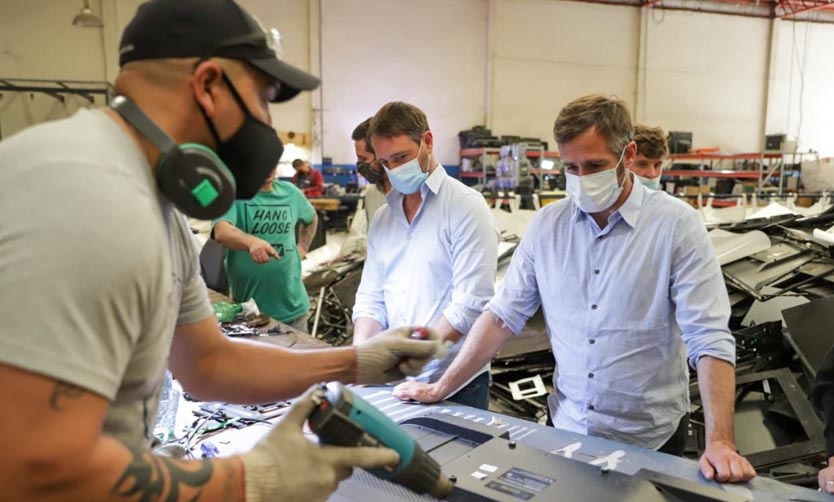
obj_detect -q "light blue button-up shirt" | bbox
[487,178,735,449]
[353,165,499,386]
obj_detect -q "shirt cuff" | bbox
[485,303,525,336]
[351,307,387,329]
[443,291,489,334]
[687,336,736,369]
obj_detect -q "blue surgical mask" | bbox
[384,142,429,195]
[636,173,662,190]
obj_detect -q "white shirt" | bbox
[353,165,500,385]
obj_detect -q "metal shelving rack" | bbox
[665,151,785,194]
[459,147,562,184]
[0,78,114,139]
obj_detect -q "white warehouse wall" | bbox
[317,0,488,165]
[640,10,771,153]
[489,0,640,150]
[767,19,834,157]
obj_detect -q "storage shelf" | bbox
[459,168,561,179]
[530,168,561,176]
[673,198,740,208]
[460,148,560,158]
[665,169,762,179]
[711,199,742,207]
[669,152,783,161]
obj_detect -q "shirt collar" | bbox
[424,163,447,195]
[617,173,645,228]
[571,172,645,228]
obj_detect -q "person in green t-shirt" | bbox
[212,168,318,331]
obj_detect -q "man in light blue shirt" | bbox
[394,95,756,483]
[352,101,499,409]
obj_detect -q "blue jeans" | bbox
[446,371,490,410]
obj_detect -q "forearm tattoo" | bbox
[112,446,213,502]
[49,380,85,411]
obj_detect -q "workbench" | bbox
[187,291,826,500]
[207,289,329,350]
[180,383,828,502]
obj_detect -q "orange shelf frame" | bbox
[664,170,762,179]
[460,148,561,158]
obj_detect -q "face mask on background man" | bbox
[357,161,385,184]
[636,173,662,191]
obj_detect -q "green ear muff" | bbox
[109,96,236,220]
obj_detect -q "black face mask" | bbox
[357,161,385,184]
[200,73,284,200]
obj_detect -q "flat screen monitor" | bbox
[667,131,693,154]
[782,295,834,377]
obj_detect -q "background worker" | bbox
[291,158,325,197]
[213,167,317,332]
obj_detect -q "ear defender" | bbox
[109,96,236,220]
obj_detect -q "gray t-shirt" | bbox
[0,108,213,450]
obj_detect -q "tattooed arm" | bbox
[0,363,244,502]
[297,211,318,258]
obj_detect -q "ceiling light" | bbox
[72,0,103,28]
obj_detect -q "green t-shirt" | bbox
[213,181,315,322]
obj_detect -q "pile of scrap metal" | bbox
[712,198,834,324]
[686,302,832,486]
[683,200,834,486]
[303,252,364,346]
[488,310,552,424]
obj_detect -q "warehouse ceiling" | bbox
[564,0,834,22]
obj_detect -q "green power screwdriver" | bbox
[307,382,454,499]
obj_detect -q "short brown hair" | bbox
[368,101,429,145]
[633,124,668,159]
[352,117,374,154]
[553,95,633,156]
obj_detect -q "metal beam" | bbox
[568,0,834,21]
[0,78,111,103]
[776,0,834,18]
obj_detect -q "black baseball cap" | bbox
[118,0,320,102]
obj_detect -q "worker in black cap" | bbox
[0,1,440,500]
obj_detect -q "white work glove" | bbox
[240,386,400,502]
[354,326,441,384]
